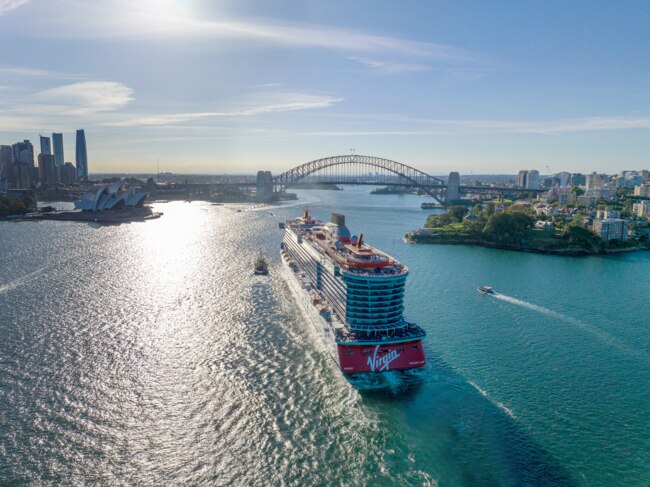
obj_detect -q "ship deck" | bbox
[286,219,408,277]
[335,324,426,345]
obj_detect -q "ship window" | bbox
[344,350,354,356]
[412,345,419,350]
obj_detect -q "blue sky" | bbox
[0,0,649,174]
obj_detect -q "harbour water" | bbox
[1,187,649,485]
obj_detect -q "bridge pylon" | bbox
[446,172,460,204]
[256,171,274,202]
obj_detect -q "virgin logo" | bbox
[367,345,400,372]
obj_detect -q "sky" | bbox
[0,0,649,175]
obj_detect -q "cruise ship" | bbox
[280,211,426,374]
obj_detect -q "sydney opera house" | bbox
[74,180,147,212]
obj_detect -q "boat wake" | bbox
[493,293,649,364]
[469,380,516,419]
[0,267,48,295]
[493,294,567,321]
[347,368,425,395]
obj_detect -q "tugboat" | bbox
[254,255,269,275]
[478,285,495,295]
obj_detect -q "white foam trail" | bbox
[469,380,516,419]
[0,267,48,295]
[494,294,568,321]
[493,293,649,364]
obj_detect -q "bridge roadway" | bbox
[256,154,544,205]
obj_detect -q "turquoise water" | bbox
[1,187,648,485]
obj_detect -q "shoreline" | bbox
[405,233,649,256]
[3,208,162,223]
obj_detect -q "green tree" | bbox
[22,195,35,211]
[447,205,469,222]
[483,212,534,244]
[565,225,599,251]
[0,196,27,217]
[572,186,585,196]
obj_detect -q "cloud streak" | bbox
[13,1,479,62]
[0,64,86,80]
[348,57,431,75]
[35,81,134,114]
[104,93,343,127]
[0,0,29,16]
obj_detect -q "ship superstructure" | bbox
[280,210,426,373]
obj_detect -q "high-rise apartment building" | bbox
[517,169,539,189]
[527,170,540,189]
[0,145,14,184]
[11,140,34,187]
[52,133,64,166]
[59,162,77,184]
[517,170,528,188]
[633,184,650,197]
[632,201,650,217]
[557,171,572,187]
[75,129,88,180]
[12,140,34,167]
[38,154,57,184]
[586,172,603,190]
[40,135,52,155]
[592,219,627,241]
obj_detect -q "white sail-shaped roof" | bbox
[75,180,148,212]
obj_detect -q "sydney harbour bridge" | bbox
[256,154,543,205]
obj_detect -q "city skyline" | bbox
[1,0,649,174]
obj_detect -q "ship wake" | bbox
[493,293,649,364]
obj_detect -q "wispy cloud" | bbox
[13,1,479,62]
[0,80,135,130]
[293,112,650,136]
[104,92,343,127]
[0,0,29,16]
[0,64,86,80]
[34,81,134,114]
[349,57,431,75]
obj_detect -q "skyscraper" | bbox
[586,172,603,190]
[527,170,540,189]
[0,145,14,185]
[12,140,34,166]
[9,141,34,188]
[75,129,88,180]
[52,133,64,166]
[38,154,57,184]
[40,135,52,155]
[517,170,528,188]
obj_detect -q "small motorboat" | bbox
[478,285,495,295]
[254,255,269,276]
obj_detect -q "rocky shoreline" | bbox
[405,232,649,256]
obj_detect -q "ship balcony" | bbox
[346,304,404,314]
[335,323,427,343]
[342,282,406,290]
[341,265,408,277]
[346,308,403,318]
[346,288,404,298]
[345,296,404,306]
[346,315,403,326]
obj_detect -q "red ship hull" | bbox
[337,340,426,373]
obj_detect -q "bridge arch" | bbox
[272,155,447,203]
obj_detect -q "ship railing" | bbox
[335,324,426,343]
